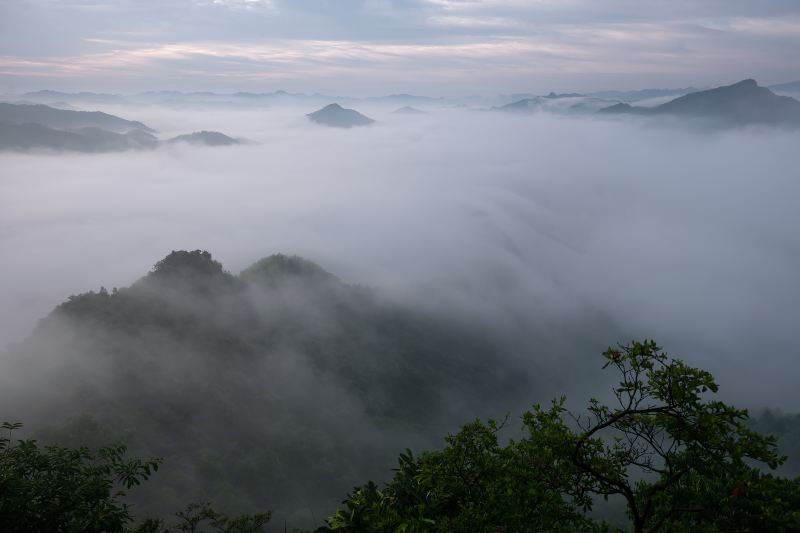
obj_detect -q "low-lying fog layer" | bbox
[1,105,799,408]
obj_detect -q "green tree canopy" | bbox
[0,422,160,532]
[0,423,271,533]
[325,341,799,532]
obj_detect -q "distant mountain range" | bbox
[22,90,126,104]
[8,80,800,110]
[586,87,701,102]
[0,103,242,152]
[492,78,800,127]
[769,80,800,93]
[495,95,615,114]
[4,78,800,148]
[11,90,444,109]
[307,103,375,128]
[598,79,800,126]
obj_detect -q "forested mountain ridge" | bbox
[4,251,799,530]
[0,250,528,527]
[5,340,800,532]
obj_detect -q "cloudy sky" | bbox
[1,0,799,95]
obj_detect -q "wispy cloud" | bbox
[1,0,798,92]
[727,15,800,36]
[205,0,275,10]
[426,15,526,29]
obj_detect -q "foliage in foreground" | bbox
[0,423,270,533]
[3,340,800,532]
[0,422,160,532]
[324,341,800,532]
[133,502,271,533]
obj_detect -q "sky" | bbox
[1,0,799,95]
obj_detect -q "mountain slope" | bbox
[0,250,528,527]
[0,103,240,152]
[653,79,800,122]
[0,102,154,133]
[0,121,158,152]
[599,79,800,126]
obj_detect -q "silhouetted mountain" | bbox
[168,130,241,146]
[392,106,427,115]
[0,121,158,152]
[598,79,800,126]
[307,103,374,128]
[0,102,154,133]
[653,79,799,120]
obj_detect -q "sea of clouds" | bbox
[1,103,798,408]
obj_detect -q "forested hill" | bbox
[2,251,800,531]
[0,250,530,527]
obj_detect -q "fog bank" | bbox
[1,105,799,407]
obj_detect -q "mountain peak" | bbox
[150,250,226,278]
[599,78,800,126]
[240,254,337,285]
[307,103,374,128]
[733,78,758,88]
[168,130,240,146]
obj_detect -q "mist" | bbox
[3,0,800,528]
[2,104,799,409]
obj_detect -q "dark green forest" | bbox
[1,251,799,531]
[0,250,535,527]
